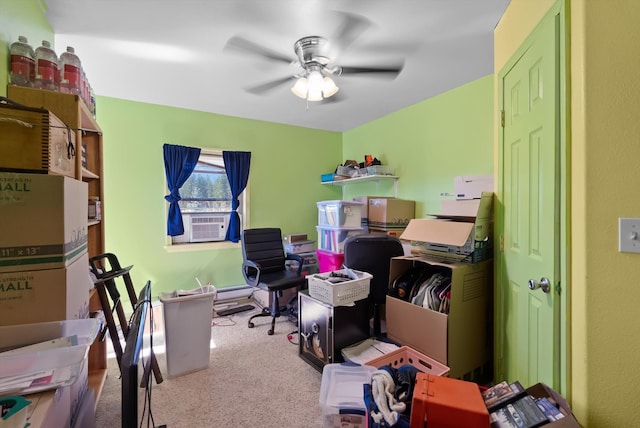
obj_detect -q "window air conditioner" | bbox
[189,214,229,242]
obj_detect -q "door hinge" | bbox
[500,110,505,127]
[499,234,504,252]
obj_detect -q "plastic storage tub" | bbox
[317,200,364,228]
[307,268,372,306]
[316,226,364,253]
[366,165,395,176]
[0,318,100,396]
[319,363,377,428]
[160,285,216,378]
[364,346,450,377]
[316,249,345,273]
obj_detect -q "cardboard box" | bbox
[368,226,406,237]
[352,196,390,225]
[284,240,315,254]
[368,198,415,229]
[0,172,87,272]
[410,373,490,428]
[0,102,76,178]
[525,383,582,427]
[25,386,71,428]
[0,252,91,326]
[385,256,492,379]
[401,192,493,263]
[454,175,493,200]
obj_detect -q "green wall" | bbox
[343,75,494,214]
[97,97,341,295]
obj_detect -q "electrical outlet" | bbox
[619,218,640,253]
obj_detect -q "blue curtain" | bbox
[163,143,201,236]
[223,151,251,242]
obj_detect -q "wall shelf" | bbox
[321,174,399,198]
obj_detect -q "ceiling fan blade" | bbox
[224,36,293,64]
[244,76,294,95]
[339,63,405,79]
[330,11,371,52]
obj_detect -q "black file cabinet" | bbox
[298,290,370,372]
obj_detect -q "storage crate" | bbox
[364,346,450,377]
[321,173,335,182]
[317,200,363,228]
[316,249,345,273]
[410,373,490,428]
[319,363,377,428]
[307,268,372,306]
[284,240,315,254]
[316,225,364,253]
[0,318,100,396]
[0,99,76,178]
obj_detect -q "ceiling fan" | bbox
[224,12,405,102]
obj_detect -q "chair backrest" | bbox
[343,233,405,303]
[241,228,287,274]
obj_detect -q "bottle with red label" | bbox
[9,36,35,87]
[60,46,83,96]
[34,40,59,91]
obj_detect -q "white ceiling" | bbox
[43,0,509,132]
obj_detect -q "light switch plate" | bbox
[619,218,640,253]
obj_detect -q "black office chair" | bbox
[343,233,405,337]
[241,228,308,335]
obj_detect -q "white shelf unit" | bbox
[321,175,399,198]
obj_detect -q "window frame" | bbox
[164,148,250,251]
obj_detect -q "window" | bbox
[169,150,248,245]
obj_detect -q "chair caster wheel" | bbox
[248,322,255,328]
[268,329,274,335]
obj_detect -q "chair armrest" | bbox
[242,259,261,287]
[286,253,304,276]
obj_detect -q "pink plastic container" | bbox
[316,249,344,273]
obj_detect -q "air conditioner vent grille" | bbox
[189,214,229,242]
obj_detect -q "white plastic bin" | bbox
[319,363,377,428]
[159,285,216,378]
[317,200,364,228]
[0,318,100,396]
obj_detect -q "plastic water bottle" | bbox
[60,46,83,95]
[34,40,59,91]
[9,36,35,87]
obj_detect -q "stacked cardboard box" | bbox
[0,172,91,422]
[385,179,494,379]
[0,102,76,178]
[400,192,493,264]
[385,257,492,379]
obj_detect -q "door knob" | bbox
[528,277,551,293]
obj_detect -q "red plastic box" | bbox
[410,373,490,428]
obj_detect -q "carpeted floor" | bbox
[94,305,324,428]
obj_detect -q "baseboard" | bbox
[214,285,254,308]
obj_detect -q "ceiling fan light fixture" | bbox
[291,77,308,99]
[306,70,324,101]
[322,76,339,98]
